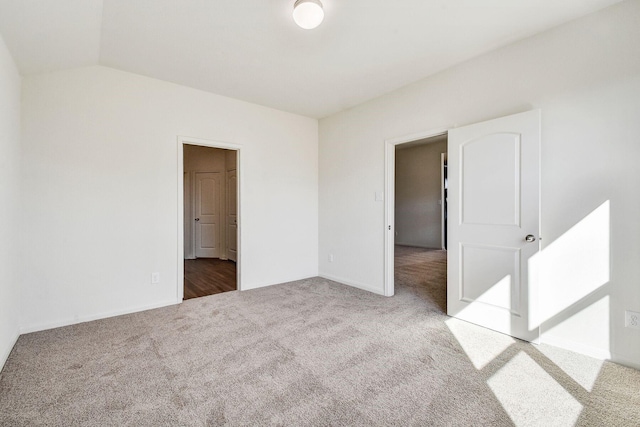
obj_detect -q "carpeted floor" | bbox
[1,247,639,426]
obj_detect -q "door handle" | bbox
[195,218,200,222]
[525,234,536,242]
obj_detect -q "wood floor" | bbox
[184,258,237,300]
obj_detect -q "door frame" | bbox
[441,152,447,250]
[384,128,449,297]
[177,136,242,301]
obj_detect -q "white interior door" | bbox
[195,172,221,258]
[447,110,540,342]
[226,169,237,262]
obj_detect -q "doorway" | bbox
[392,133,448,312]
[177,137,241,301]
[384,110,541,343]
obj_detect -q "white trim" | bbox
[384,128,449,297]
[179,135,242,151]
[177,136,242,302]
[609,354,640,371]
[386,129,449,146]
[242,274,319,291]
[384,141,395,297]
[540,334,612,362]
[19,300,179,335]
[319,274,385,296]
[0,331,19,373]
[441,152,447,250]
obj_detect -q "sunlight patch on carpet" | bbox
[537,344,604,392]
[487,351,582,427]
[445,317,514,369]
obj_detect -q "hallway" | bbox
[394,245,447,313]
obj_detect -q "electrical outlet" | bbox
[626,310,640,330]
[328,254,334,263]
[151,272,160,284]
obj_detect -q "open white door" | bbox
[447,110,540,342]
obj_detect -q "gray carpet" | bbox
[1,248,639,426]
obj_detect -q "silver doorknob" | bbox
[525,234,536,242]
[195,218,200,222]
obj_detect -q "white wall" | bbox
[0,34,21,370]
[395,139,447,248]
[319,0,640,367]
[21,65,318,332]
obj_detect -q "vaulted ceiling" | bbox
[0,0,624,118]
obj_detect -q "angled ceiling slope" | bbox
[0,0,625,118]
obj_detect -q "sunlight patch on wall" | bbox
[445,317,514,369]
[537,344,604,392]
[529,201,610,328]
[488,351,583,427]
[542,296,611,360]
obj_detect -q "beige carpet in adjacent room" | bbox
[0,247,638,426]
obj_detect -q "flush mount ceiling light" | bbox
[293,0,324,30]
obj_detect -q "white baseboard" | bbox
[608,354,640,371]
[0,330,19,373]
[542,335,640,370]
[541,334,612,361]
[319,273,385,296]
[241,274,319,291]
[19,299,180,335]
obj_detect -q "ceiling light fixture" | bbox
[293,0,324,30]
